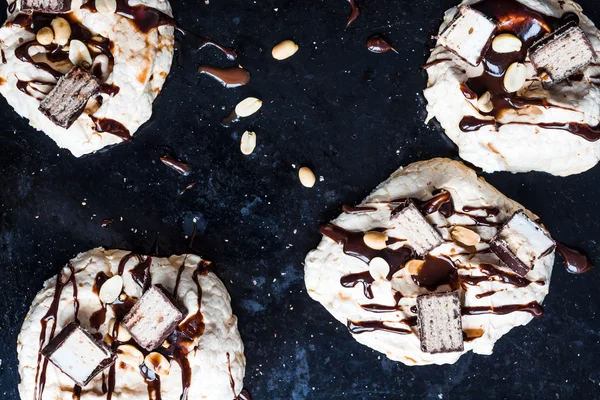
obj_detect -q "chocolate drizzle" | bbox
[360,292,405,313]
[456,1,598,140]
[83,0,237,61]
[412,255,458,291]
[345,0,360,28]
[556,242,594,274]
[1,49,7,64]
[347,320,411,335]
[16,79,53,99]
[130,256,153,290]
[100,83,120,97]
[160,156,191,176]
[139,364,162,400]
[198,65,250,88]
[90,116,132,142]
[460,263,535,288]
[462,301,543,317]
[34,264,78,400]
[421,58,451,69]
[366,34,397,54]
[340,271,375,299]
[342,204,378,214]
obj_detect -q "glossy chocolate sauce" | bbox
[160,156,191,176]
[342,204,378,214]
[412,255,458,291]
[366,34,397,54]
[8,1,15,13]
[16,79,53,99]
[556,242,595,274]
[462,301,543,317]
[83,0,237,61]
[198,65,250,88]
[139,365,162,400]
[221,109,240,127]
[179,181,197,195]
[100,83,120,97]
[460,263,536,288]
[347,320,411,335]
[475,290,497,299]
[462,205,500,217]
[130,256,153,290]
[14,14,113,82]
[341,271,375,299]
[421,58,451,69]
[346,0,360,28]
[90,116,132,142]
[34,264,78,400]
[1,49,7,64]
[457,1,597,140]
[392,190,454,218]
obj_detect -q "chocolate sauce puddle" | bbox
[412,255,458,291]
[160,156,191,176]
[90,116,132,142]
[198,65,250,88]
[366,34,397,54]
[556,242,594,274]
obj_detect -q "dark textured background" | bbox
[1,0,600,398]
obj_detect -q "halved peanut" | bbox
[298,167,316,188]
[96,0,117,15]
[235,97,262,118]
[240,131,257,155]
[51,17,71,46]
[144,352,170,376]
[117,344,144,366]
[107,318,132,342]
[405,259,424,275]
[477,91,493,113]
[69,40,92,68]
[36,27,54,46]
[363,231,388,250]
[98,275,123,304]
[451,226,481,246]
[272,40,299,60]
[369,257,390,281]
[503,62,527,93]
[492,34,522,53]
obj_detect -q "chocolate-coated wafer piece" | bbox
[417,291,464,354]
[391,199,444,256]
[39,67,100,129]
[41,322,116,386]
[529,22,596,85]
[438,5,497,66]
[122,285,184,351]
[18,0,72,13]
[490,211,555,277]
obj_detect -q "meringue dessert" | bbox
[18,248,246,400]
[423,0,600,176]
[304,158,557,365]
[0,0,175,156]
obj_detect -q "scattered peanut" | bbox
[69,39,93,68]
[405,259,425,275]
[298,167,316,188]
[363,231,388,250]
[492,34,522,53]
[477,91,493,113]
[117,344,144,366]
[503,62,527,93]
[51,17,71,46]
[107,318,132,342]
[272,40,299,60]
[240,131,257,155]
[96,0,117,15]
[144,352,170,376]
[234,97,262,118]
[451,226,481,246]
[36,27,54,45]
[369,257,390,281]
[98,275,123,304]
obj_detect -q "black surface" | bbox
[1,0,600,399]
